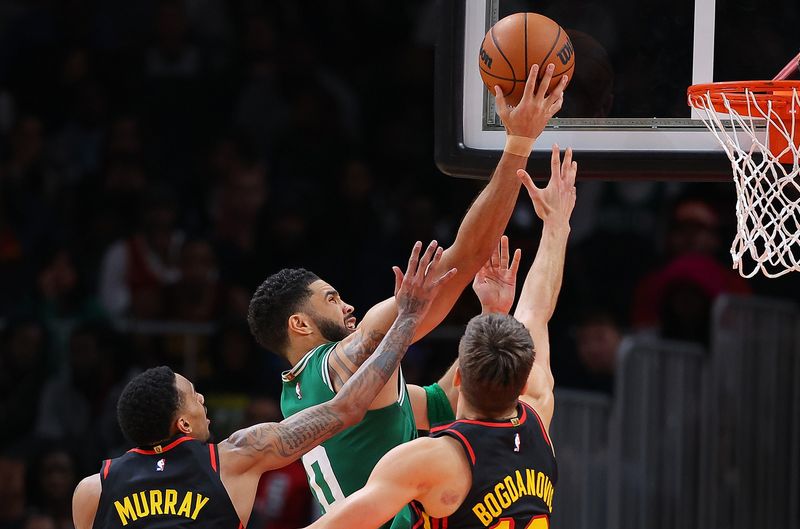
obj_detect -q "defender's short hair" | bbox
[117,366,181,446]
[458,314,535,415]
[248,268,320,356]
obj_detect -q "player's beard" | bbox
[310,312,353,343]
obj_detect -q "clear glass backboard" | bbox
[435,0,799,179]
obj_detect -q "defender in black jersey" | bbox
[304,147,576,529]
[72,240,457,529]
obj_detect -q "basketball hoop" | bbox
[687,80,800,278]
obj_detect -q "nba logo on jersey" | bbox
[514,433,521,452]
[296,382,302,399]
[156,458,165,472]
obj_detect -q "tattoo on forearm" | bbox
[337,317,418,401]
[227,315,420,466]
[228,406,344,459]
[336,329,386,376]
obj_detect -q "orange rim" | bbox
[687,80,800,116]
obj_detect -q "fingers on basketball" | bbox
[521,64,540,101]
[536,64,556,100]
[479,14,574,106]
[494,86,510,115]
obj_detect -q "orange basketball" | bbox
[479,13,575,106]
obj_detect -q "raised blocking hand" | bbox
[517,145,577,228]
[392,241,457,320]
[472,235,522,315]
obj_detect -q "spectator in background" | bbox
[201,322,282,436]
[21,513,57,529]
[24,248,104,328]
[35,323,116,463]
[0,115,56,315]
[210,155,268,292]
[632,193,751,344]
[145,0,203,80]
[245,397,313,529]
[26,446,76,529]
[0,320,49,451]
[98,186,183,318]
[328,159,397,311]
[165,237,220,322]
[92,155,149,238]
[142,0,211,175]
[2,115,50,192]
[574,310,622,394]
[49,72,108,189]
[232,12,287,157]
[0,457,26,529]
[105,116,143,161]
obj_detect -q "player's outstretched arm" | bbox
[514,146,576,430]
[302,437,465,529]
[329,67,569,389]
[219,241,456,474]
[409,236,522,429]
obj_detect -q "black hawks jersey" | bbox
[93,436,243,529]
[410,402,557,529]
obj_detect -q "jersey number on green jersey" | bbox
[302,446,346,511]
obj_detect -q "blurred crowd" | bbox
[0,2,797,529]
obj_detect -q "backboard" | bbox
[435,0,799,179]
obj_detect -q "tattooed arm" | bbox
[217,241,456,476]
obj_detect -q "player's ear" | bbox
[176,416,192,435]
[453,366,462,388]
[288,313,313,337]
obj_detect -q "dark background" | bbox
[0,2,798,529]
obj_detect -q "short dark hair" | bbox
[248,268,320,356]
[117,366,181,446]
[458,314,534,416]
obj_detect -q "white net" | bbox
[689,85,800,278]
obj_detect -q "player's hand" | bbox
[472,235,521,314]
[392,241,457,320]
[517,145,577,228]
[495,63,568,139]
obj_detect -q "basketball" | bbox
[479,13,575,106]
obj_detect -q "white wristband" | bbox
[504,135,535,157]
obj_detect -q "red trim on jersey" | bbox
[430,403,529,432]
[128,436,194,455]
[441,515,448,529]
[102,459,111,479]
[521,402,552,447]
[443,429,476,465]
[410,502,426,529]
[209,444,218,473]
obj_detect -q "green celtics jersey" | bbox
[280,342,417,529]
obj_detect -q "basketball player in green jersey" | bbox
[72,240,454,529]
[301,146,577,529]
[247,65,568,528]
